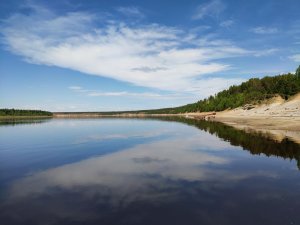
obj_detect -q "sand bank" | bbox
[207,94,300,143]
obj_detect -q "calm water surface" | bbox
[0,118,300,225]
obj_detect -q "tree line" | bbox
[0,109,53,116]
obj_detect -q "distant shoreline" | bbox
[52,112,214,119]
[0,115,53,119]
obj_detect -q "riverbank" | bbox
[212,94,300,128]
[203,94,300,144]
[53,94,300,131]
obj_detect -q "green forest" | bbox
[0,109,53,117]
[140,66,300,114]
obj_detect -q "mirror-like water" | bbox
[0,118,299,225]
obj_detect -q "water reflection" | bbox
[0,118,51,126]
[160,117,300,169]
[0,118,299,225]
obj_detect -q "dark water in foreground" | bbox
[0,118,300,225]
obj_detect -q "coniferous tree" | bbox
[296,65,300,79]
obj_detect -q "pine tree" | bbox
[296,65,300,79]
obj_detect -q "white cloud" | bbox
[192,0,226,20]
[250,26,278,34]
[220,19,234,28]
[2,4,261,97]
[290,54,300,62]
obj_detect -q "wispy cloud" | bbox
[250,26,278,34]
[290,54,300,62]
[192,0,226,20]
[69,86,83,90]
[68,86,195,100]
[253,48,278,57]
[88,91,164,98]
[2,3,275,97]
[116,6,144,18]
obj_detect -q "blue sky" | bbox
[0,0,300,112]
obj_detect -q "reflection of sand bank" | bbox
[213,118,300,144]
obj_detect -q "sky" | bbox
[0,0,300,112]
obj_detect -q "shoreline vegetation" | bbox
[0,109,53,118]
[1,68,300,135]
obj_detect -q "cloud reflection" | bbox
[11,132,229,200]
[8,131,275,206]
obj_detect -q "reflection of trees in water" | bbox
[157,117,300,170]
[0,118,51,127]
